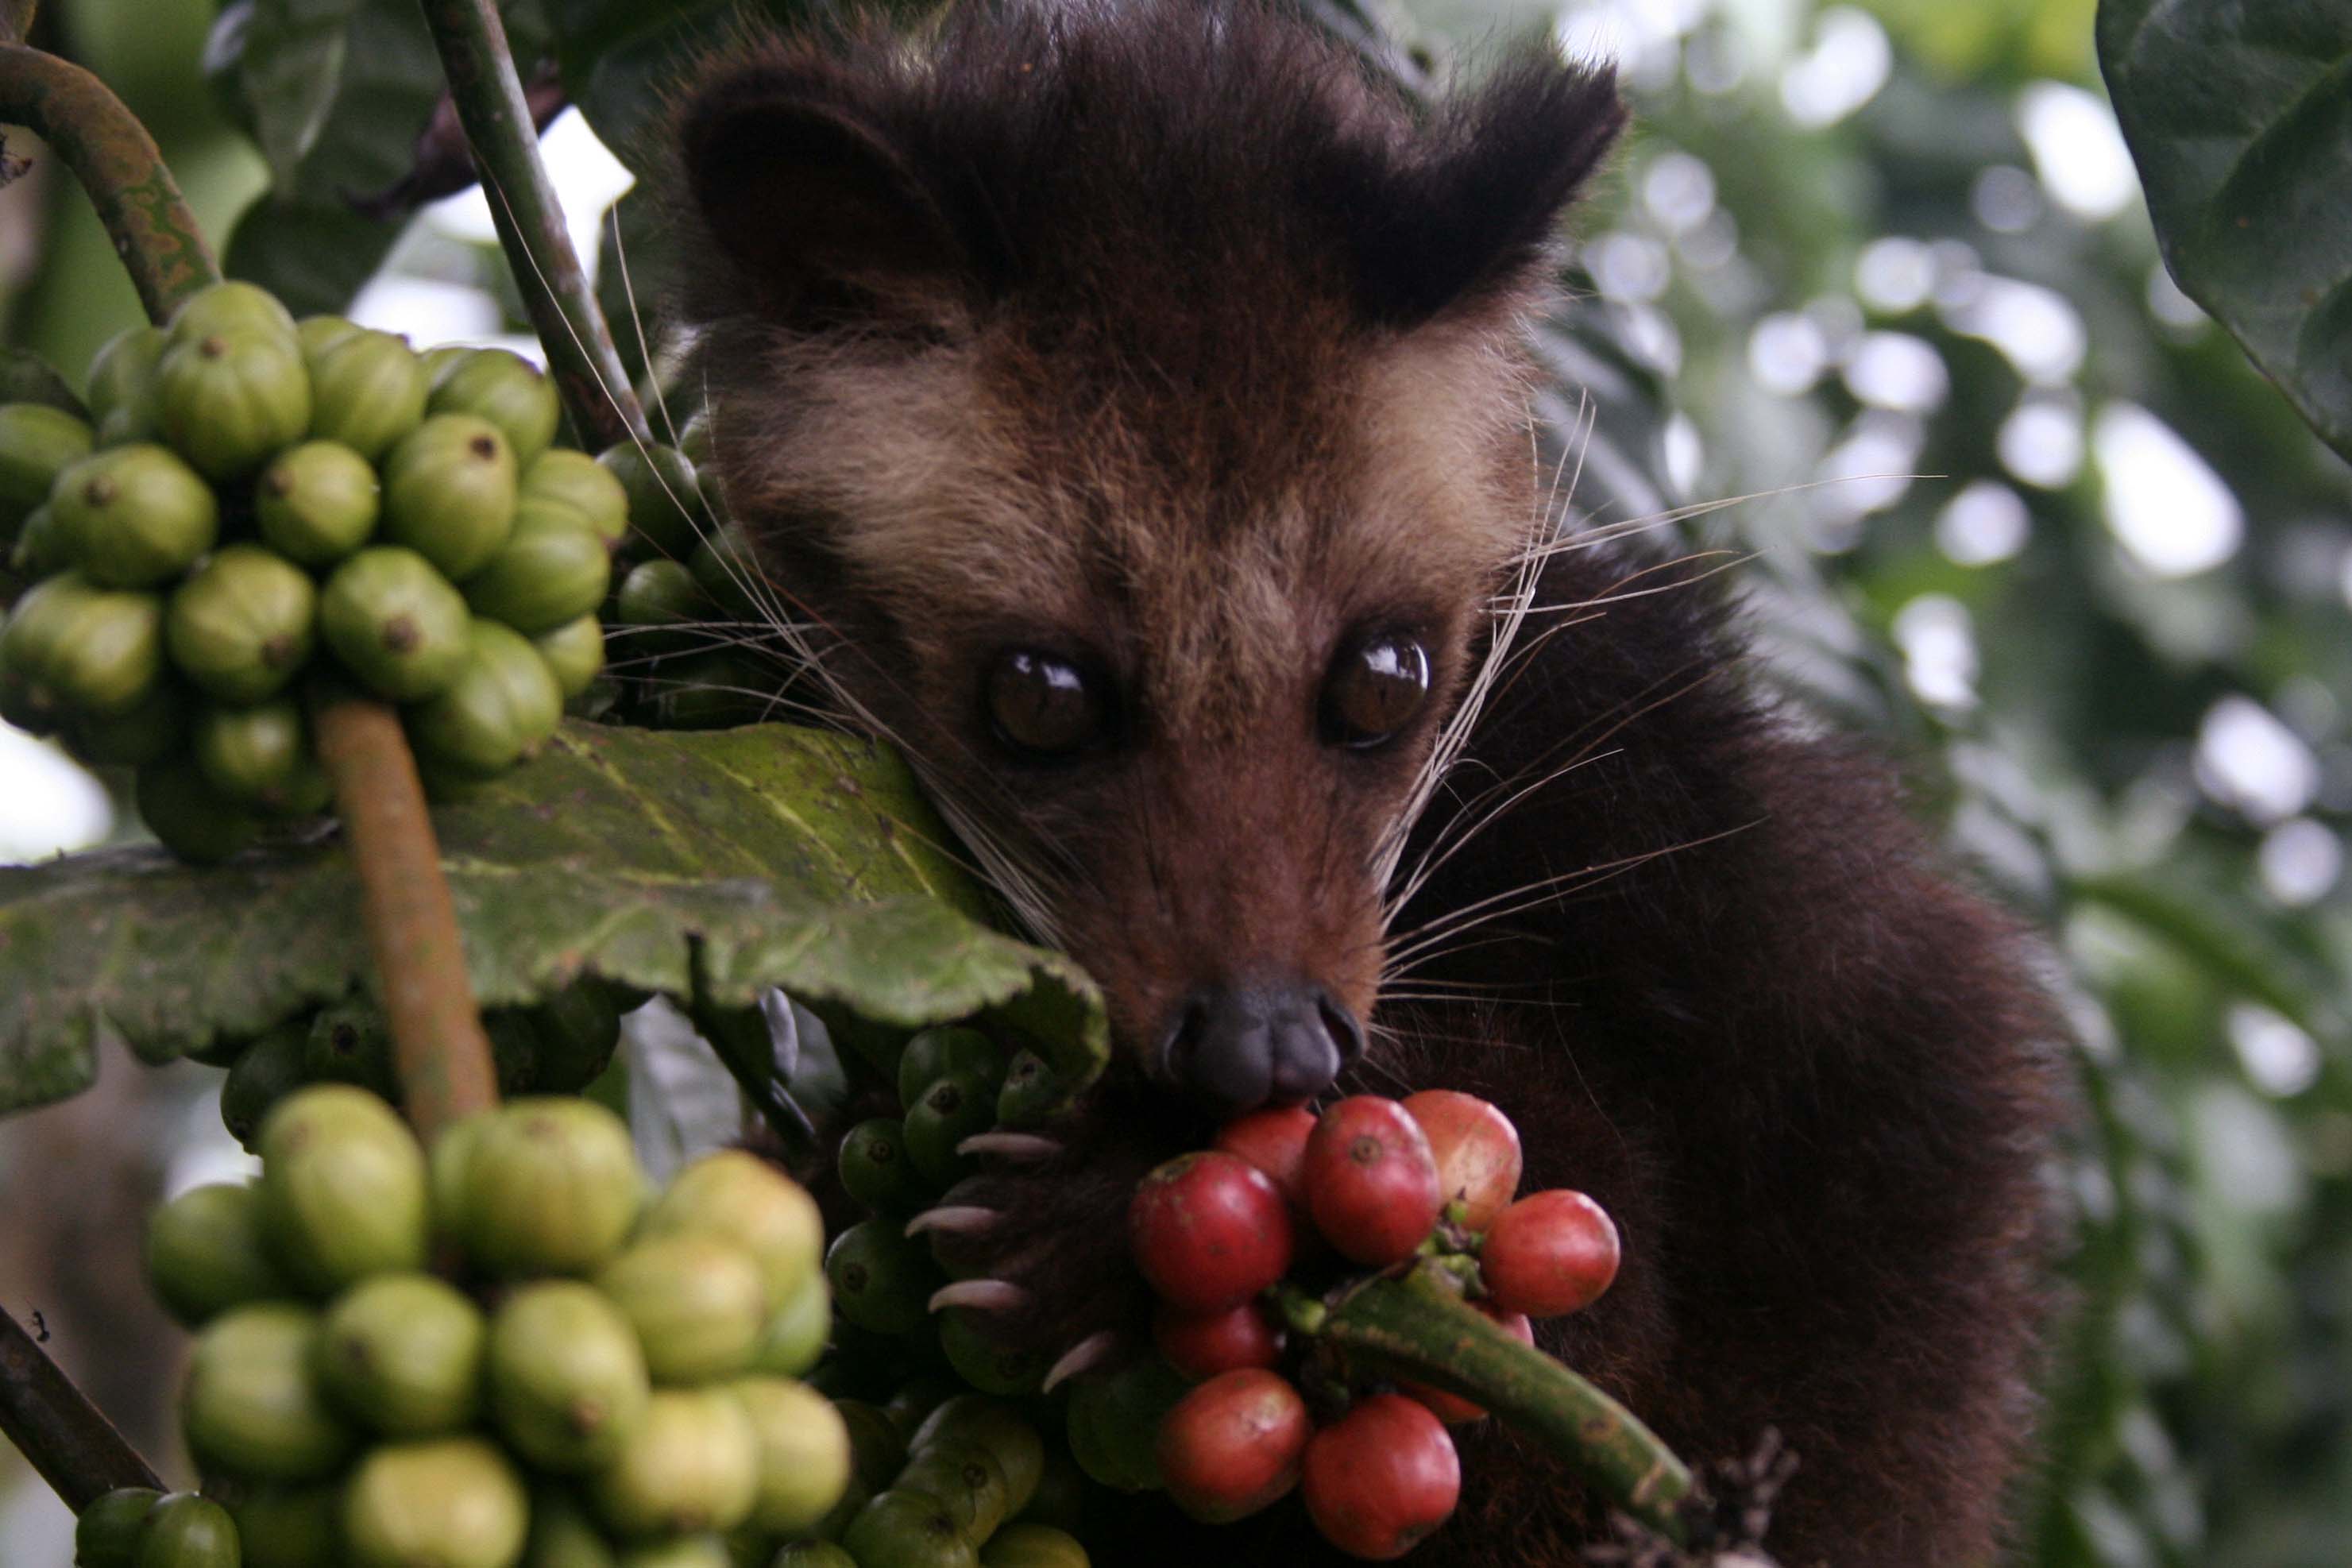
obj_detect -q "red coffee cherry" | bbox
[1302,1097,1442,1267]
[1129,1151,1295,1313]
[1301,1393,1461,1559]
[1212,1104,1319,1209]
[1153,1300,1284,1381]
[1481,1188,1620,1319]
[1157,1367,1311,1524]
[1400,1090,1523,1230]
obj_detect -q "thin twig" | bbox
[413,0,647,450]
[0,1304,160,1513]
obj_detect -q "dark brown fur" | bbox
[667,4,2066,1562]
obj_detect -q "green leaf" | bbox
[2098,0,2352,460]
[219,0,550,315]
[0,721,1106,1115]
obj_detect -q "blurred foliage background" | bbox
[3,0,2350,1563]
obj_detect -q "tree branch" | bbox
[311,689,500,1145]
[0,1304,160,1513]
[0,43,216,321]
[413,0,647,452]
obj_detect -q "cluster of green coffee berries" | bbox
[0,280,627,859]
[821,1024,1069,1401]
[105,1084,845,1568]
[790,1392,1091,1568]
[190,976,631,1150]
[597,422,802,736]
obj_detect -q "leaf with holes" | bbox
[0,721,1106,1115]
[2098,0,2352,461]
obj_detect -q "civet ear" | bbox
[674,70,975,334]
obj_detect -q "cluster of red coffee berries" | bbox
[1125,1091,1622,1559]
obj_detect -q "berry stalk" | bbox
[0,43,218,323]
[411,0,647,453]
[0,1303,161,1511]
[311,685,500,1141]
[1315,1266,1695,1543]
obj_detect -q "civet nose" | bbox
[1157,981,1365,1113]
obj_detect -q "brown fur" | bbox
[667,4,2066,1562]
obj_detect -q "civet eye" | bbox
[1323,632,1430,749]
[986,648,1110,758]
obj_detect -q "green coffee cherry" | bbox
[839,1118,928,1215]
[899,1439,1014,1540]
[319,545,472,701]
[404,618,563,778]
[0,401,93,530]
[342,1437,531,1568]
[380,413,517,579]
[303,996,396,1095]
[192,698,329,814]
[306,327,429,462]
[256,440,380,565]
[485,1009,546,1097]
[486,1280,651,1471]
[688,520,766,621]
[904,1070,995,1190]
[1064,1356,1189,1493]
[4,571,166,719]
[676,409,713,467]
[898,1027,1008,1110]
[10,501,72,577]
[64,678,186,768]
[44,585,166,718]
[144,1180,292,1327]
[316,1273,487,1435]
[646,653,778,730]
[255,1083,431,1292]
[527,980,623,1092]
[461,498,612,635]
[842,1492,977,1568]
[156,330,311,480]
[748,1267,831,1380]
[166,544,317,704]
[531,614,607,701]
[521,448,629,550]
[938,1308,1043,1399]
[296,315,365,357]
[182,1302,355,1480]
[52,445,218,589]
[598,442,708,560]
[429,347,562,467]
[639,1151,825,1311]
[982,1524,1091,1568]
[597,1234,768,1385]
[834,1398,906,1494]
[520,1489,620,1568]
[458,1096,643,1276]
[825,1218,938,1337]
[994,1051,1068,1129]
[73,1485,162,1568]
[730,1377,853,1537]
[219,1018,309,1147]
[168,280,299,347]
[133,1493,241,1568]
[617,1539,728,1568]
[84,325,168,446]
[612,558,709,658]
[588,1387,760,1539]
[912,1397,1047,1518]
[226,1482,341,1568]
